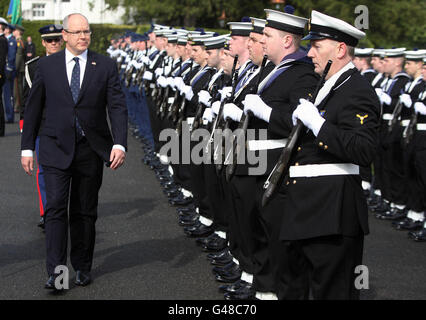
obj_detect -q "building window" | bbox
[32,3,45,17]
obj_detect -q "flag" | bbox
[7,0,22,26]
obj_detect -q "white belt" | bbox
[382,113,392,121]
[289,163,360,178]
[247,138,288,151]
[418,123,426,131]
[400,119,410,127]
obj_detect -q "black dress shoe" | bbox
[408,228,426,241]
[176,205,196,215]
[371,200,390,213]
[196,233,219,246]
[38,217,45,229]
[184,223,214,237]
[169,194,193,206]
[219,280,250,293]
[203,237,227,252]
[215,268,242,283]
[210,254,233,266]
[75,270,92,286]
[376,207,407,220]
[178,213,200,226]
[207,248,231,260]
[224,286,255,300]
[45,275,57,289]
[213,261,240,276]
[392,218,424,231]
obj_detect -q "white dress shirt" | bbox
[22,48,125,157]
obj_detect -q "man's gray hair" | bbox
[62,13,89,30]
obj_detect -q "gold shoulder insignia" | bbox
[356,114,368,125]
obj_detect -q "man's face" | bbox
[248,32,264,65]
[166,43,176,57]
[220,50,235,75]
[206,48,221,68]
[42,37,64,55]
[404,60,421,78]
[260,27,283,64]
[229,35,248,57]
[176,44,185,57]
[138,41,146,51]
[371,56,380,71]
[352,57,363,70]
[62,14,91,55]
[27,36,32,43]
[149,32,155,43]
[13,29,22,39]
[307,39,338,76]
[422,64,426,81]
[382,57,400,75]
[191,45,206,65]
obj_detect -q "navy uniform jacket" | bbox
[21,49,128,169]
[235,58,318,176]
[278,68,380,240]
[0,34,7,86]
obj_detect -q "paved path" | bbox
[0,122,425,300]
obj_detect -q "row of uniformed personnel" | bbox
[108,5,424,299]
[352,47,426,242]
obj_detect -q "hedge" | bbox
[19,20,139,57]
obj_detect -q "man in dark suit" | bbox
[21,13,127,290]
[0,18,8,137]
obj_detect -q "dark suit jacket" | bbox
[21,49,127,169]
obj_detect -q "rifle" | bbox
[402,110,417,146]
[170,60,193,123]
[203,55,237,158]
[261,60,333,207]
[225,55,268,182]
[388,98,403,133]
[213,55,240,173]
[192,73,221,131]
[159,59,181,119]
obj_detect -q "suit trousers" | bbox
[276,234,364,300]
[43,138,103,276]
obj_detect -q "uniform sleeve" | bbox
[315,88,380,167]
[268,69,319,138]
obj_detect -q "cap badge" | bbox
[49,26,54,31]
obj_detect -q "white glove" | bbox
[211,101,221,115]
[292,98,325,136]
[399,93,412,108]
[143,71,153,81]
[164,65,171,75]
[223,103,243,122]
[174,77,184,92]
[143,56,150,65]
[414,102,426,115]
[183,85,194,101]
[243,94,272,123]
[198,90,212,107]
[166,77,174,88]
[219,86,232,102]
[375,88,391,105]
[155,68,163,77]
[157,76,167,88]
[202,108,214,123]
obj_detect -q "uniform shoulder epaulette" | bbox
[25,56,40,65]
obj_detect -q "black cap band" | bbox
[265,20,304,35]
[307,24,358,47]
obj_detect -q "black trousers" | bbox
[276,234,364,300]
[43,138,103,276]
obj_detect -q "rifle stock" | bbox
[261,60,333,207]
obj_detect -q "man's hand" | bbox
[109,149,125,170]
[243,94,272,123]
[292,98,325,136]
[21,156,34,175]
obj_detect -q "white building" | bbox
[22,0,126,24]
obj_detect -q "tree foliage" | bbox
[104,0,425,48]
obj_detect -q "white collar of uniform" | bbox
[238,59,251,77]
[315,61,355,106]
[65,48,88,64]
[407,75,423,93]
